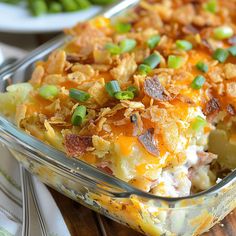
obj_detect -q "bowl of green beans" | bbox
[0,0,115,16]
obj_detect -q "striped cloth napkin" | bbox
[0,43,70,236]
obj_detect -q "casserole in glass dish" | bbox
[1,0,236,235]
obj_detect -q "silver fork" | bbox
[28,170,49,236]
[20,166,49,236]
[20,166,30,236]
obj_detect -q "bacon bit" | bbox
[197,151,217,166]
[227,104,236,116]
[204,98,220,116]
[97,163,113,175]
[98,166,113,175]
[144,76,170,101]
[182,24,199,34]
[65,134,92,157]
[228,36,236,45]
[138,128,159,156]
[66,54,82,63]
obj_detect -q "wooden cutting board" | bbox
[50,188,236,236]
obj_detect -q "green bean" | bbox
[28,0,47,16]
[1,0,116,16]
[48,1,63,13]
[0,0,22,4]
[89,0,115,5]
[74,0,91,9]
[59,0,79,11]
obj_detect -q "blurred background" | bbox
[0,0,115,49]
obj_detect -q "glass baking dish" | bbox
[1,1,236,235]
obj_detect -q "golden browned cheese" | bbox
[15,0,236,196]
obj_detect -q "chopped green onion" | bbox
[105,39,136,55]
[203,0,218,14]
[71,105,86,126]
[127,85,139,96]
[147,35,161,50]
[69,88,90,102]
[143,53,161,69]
[213,26,234,40]
[196,61,209,73]
[228,45,236,56]
[114,22,131,34]
[212,48,229,63]
[168,55,185,69]
[1,0,21,4]
[120,39,137,53]
[191,75,206,90]
[48,2,63,13]
[138,64,152,75]
[74,0,91,9]
[59,0,78,11]
[114,91,134,100]
[105,43,121,55]
[39,85,58,100]
[105,80,121,97]
[191,116,207,132]
[29,0,48,16]
[176,40,193,51]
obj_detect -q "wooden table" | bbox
[50,188,236,236]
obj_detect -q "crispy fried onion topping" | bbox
[65,134,92,157]
[204,97,220,116]
[138,128,159,156]
[97,162,113,175]
[144,76,170,101]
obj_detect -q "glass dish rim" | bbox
[0,0,235,206]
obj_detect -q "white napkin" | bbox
[0,43,71,236]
